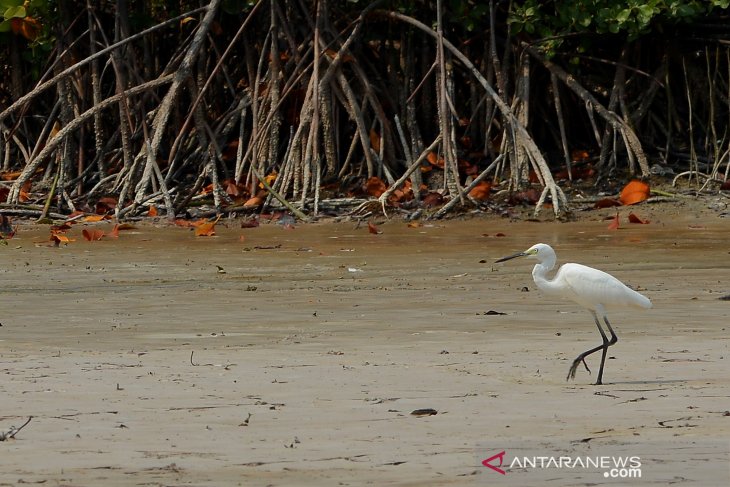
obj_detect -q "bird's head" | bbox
[495,243,554,263]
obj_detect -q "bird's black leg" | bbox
[567,312,610,384]
[595,316,618,385]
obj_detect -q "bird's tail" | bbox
[632,291,652,309]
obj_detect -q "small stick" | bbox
[0,416,32,441]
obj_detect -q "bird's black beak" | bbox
[494,251,527,263]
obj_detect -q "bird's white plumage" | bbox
[544,263,651,312]
[520,243,652,312]
[495,242,652,384]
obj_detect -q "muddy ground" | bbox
[0,199,728,486]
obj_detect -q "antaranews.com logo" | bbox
[476,440,729,485]
[482,450,641,479]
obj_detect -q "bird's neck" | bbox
[532,262,559,294]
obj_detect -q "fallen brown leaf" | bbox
[82,229,105,241]
[368,221,382,235]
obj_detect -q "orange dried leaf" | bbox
[367,221,382,235]
[83,214,107,222]
[369,129,381,153]
[462,160,478,176]
[199,183,214,195]
[607,213,620,230]
[95,197,118,215]
[243,196,264,208]
[264,172,277,186]
[109,224,120,238]
[0,170,24,181]
[364,177,387,198]
[426,151,445,168]
[148,205,158,217]
[571,149,590,162]
[15,17,40,42]
[50,234,73,245]
[628,212,650,224]
[175,219,196,227]
[194,216,221,237]
[49,121,61,138]
[468,181,492,201]
[257,172,277,189]
[82,229,105,241]
[195,222,217,237]
[619,180,650,206]
[225,180,241,197]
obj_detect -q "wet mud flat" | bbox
[0,209,728,486]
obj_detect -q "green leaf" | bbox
[637,4,654,23]
[676,4,695,17]
[0,19,10,32]
[0,0,22,11]
[616,9,631,23]
[3,5,25,19]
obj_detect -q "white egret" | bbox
[495,243,651,385]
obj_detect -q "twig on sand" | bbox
[190,350,235,369]
[0,416,32,441]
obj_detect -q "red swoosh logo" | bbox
[482,451,506,475]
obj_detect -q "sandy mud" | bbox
[0,205,728,485]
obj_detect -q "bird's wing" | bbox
[556,263,647,311]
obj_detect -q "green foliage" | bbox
[0,0,26,33]
[448,0,489,32]
[509,0,730,44]
[0,0,51,45]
